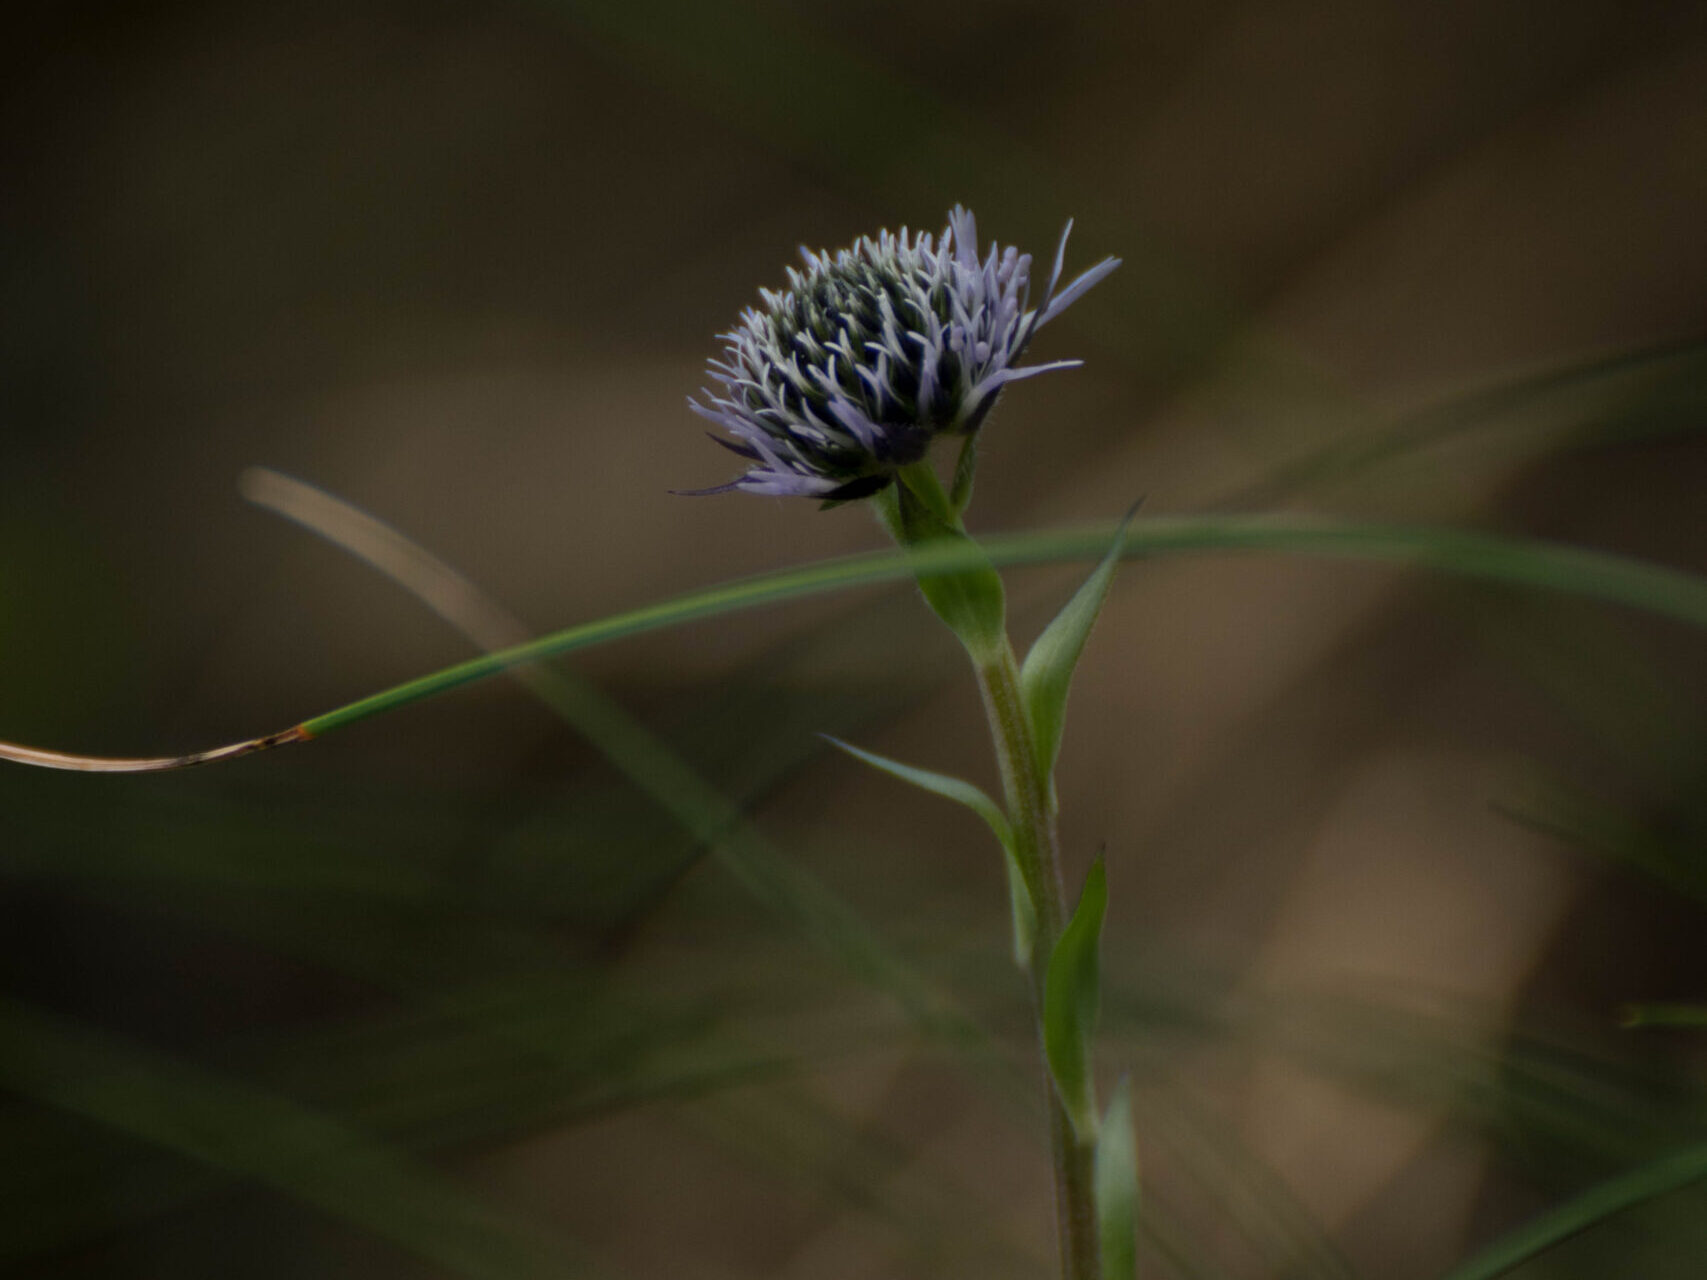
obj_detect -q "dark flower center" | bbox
[760,252,968,448]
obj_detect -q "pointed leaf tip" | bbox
[1020,505,1140,790]
[1044,857,1108,1140]
[821,735,1011,848]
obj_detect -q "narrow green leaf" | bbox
[825,735,1036,967]
[1044,857,1108,1140]
[1440,1140,1707,1280]
[1096,1075,1140,1280]
[823,735,1011,846]
[1020,507,1134,787]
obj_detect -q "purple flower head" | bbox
[687,206,1119,501]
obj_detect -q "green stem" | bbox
[878,464,1101,1280]
[975,642,1101,1280]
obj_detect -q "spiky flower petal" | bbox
[688,206,1119,501]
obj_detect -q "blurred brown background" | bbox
[4,1,1707,1277]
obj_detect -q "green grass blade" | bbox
[7,515,1705,773]
[248,470,995,1049]
[296,515,1707,741]
[1439,1141,1707,1280]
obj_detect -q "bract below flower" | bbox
[687,206,1119,501]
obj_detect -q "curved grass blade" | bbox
[1439,1140,1707,1280]
[239,469,989,1046]
[0,726,310,773]
[6,513,1707,771]
[291,517,1707,737]
[240,467,541,657]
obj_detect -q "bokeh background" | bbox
[5,1,1707,1276]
